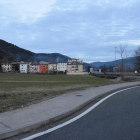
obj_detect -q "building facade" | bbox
[48,63,57,73]
[39,63,48,73]
[67,63,83,74]
[57,63,67,73]
[20,62,30,73]
[1,63,11,72]
[11,62,20,72]
[29,63,39,73]
[68,58,83,63]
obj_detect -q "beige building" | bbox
[48,63,57,73]
[68,58,83,63]
[67,63,83,75]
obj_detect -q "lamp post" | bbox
[115,47,117,75]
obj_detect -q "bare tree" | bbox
[117,44,127,80]
[99,65,107,73]
[134,47,140,71]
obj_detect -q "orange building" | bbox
[39,64,48,73]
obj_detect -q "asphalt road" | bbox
[33,87,140,140]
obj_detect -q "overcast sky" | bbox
[0,0,140,62]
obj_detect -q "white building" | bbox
[20,62,30,73]
[1,63,11,72]
[90,68,93,73]
[57,63,67,73]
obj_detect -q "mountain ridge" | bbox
[0,39,69,62]
[0,39,136,71]
[90,57,136,68]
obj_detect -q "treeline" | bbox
[0,48,16,63]
[98,64,135,73]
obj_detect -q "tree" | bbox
[134,47,140,72]
[117,44,128,79]
[108,65,114,72]
[87,66,91,73]
[99,65,107,73]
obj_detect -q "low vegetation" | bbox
[0,73,122,113]
[107,72,140,76]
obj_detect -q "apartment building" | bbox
[29,63,39,73]
[11,62,20,72]
[48,63,57,73]
[57,63,67,73]
[39,63,48,73]
[20,62,30,73]
[1,63,11,72]
[68,58,83,63]
[67,62,83,74]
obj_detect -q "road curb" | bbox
[1,84,140,139]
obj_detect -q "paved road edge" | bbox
[1,84,140,139]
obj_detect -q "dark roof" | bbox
[1,63,11,65]
[39,63,49,65]
[67,62,83,65]
[11,62,20,64]
[49,62,57,64]
[20,62,31,64]
[68,58,79,60]
[57,62,67,63]
[30,63,39,65]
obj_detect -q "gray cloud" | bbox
[0,0,140,62]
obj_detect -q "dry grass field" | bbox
[0,73,131,113]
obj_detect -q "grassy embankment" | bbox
[0,73,128,113]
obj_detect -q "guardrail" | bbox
[90,73,120,79]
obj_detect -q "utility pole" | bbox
[115,47,117,75]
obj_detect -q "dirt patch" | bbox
[111,77,123,83]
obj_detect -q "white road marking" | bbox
[21,86,139,140]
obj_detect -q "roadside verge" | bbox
[0,81,140,139]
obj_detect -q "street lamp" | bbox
[115,47,117,75]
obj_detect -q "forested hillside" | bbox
[0,48,16,63]
[0,39,69,62]
[0,39,35,61]
[90,57,136,68]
